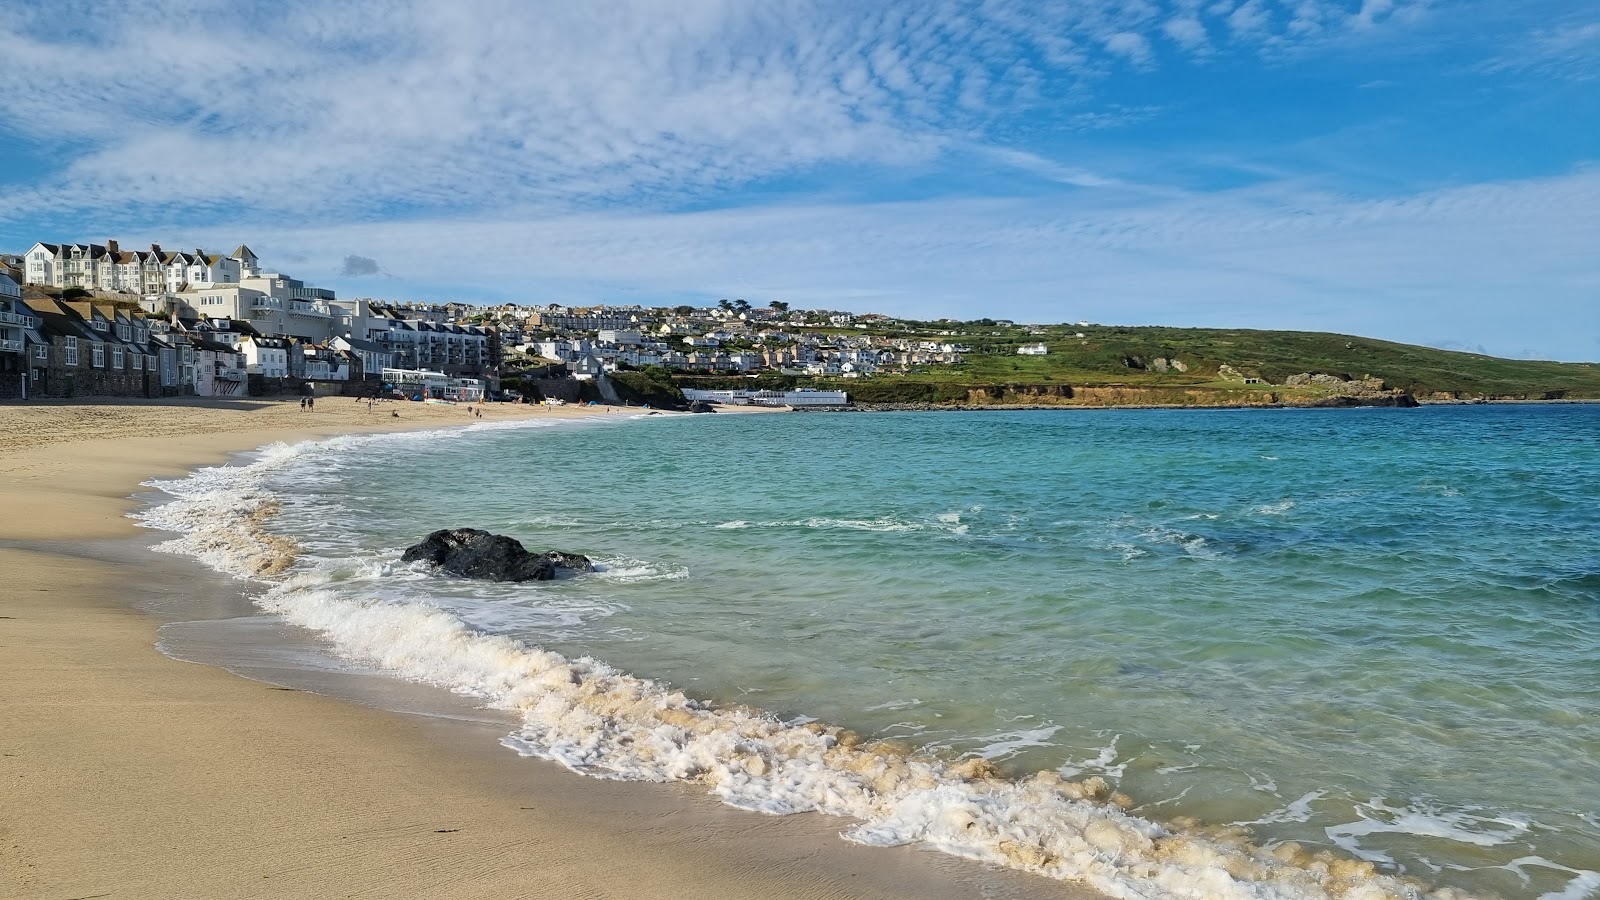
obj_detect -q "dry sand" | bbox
[0,397,1095,900]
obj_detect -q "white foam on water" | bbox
[802,517,921,532]
[135,431,1489,900]
[1058,735,1130,781]
[1242,792,1328,827]
[1326,799,1530,865]
[1255,500,1296,516]
[714,517,924,533]
[1496,858,1600,900]
[962,726,1064,762]
[864,698,923,712]
[1250,773,1281,794]
[590,557,688,583]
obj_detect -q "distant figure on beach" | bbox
[307,396,315,410]
[300,397,306,410]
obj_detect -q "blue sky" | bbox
[1,0,1596,360]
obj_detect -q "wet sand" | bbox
[0,397,1096,900]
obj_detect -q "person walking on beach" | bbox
[300,397,306,410]
[307,395,315,410]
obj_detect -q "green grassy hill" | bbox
[827,323,1600,402]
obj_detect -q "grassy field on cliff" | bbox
[819,322,1600,400]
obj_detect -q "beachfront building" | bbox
[681,387,850,407]
[189,335,247,397]
[0,274,35,399]
[379,369,483,402]
[238,334,292,379]
[16,298,175,399]
[330,335,396,382]
[344,303,495,376]
[148,270,338,342]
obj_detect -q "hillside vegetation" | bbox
[807,323,1600,403]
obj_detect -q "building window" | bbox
[113,346,124,369]
[92,344,105,367]
[65,337,78,366]
[34,344,47,361]
[91,319,108,332]
[132,353,143,371]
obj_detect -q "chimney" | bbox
[151,243,162,255]
[107,239,119,255]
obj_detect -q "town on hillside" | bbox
[0,239,992,407]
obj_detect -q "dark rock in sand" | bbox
[688,400,717,413]
[401,528,592,582]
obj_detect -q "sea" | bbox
[137,404,1600,900]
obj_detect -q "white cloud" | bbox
[149,167,1599,361]
[0,0,1442,225]
[1483,20,1600,81]
[1104,32,1155,65]
[1227,0,1273,39]
[1162,15,1211,50]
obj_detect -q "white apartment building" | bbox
[24,241,262,295]
[239,334,291,378]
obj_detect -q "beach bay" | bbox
[1,399,1058,900]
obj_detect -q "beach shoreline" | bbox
[0,397,1086,900]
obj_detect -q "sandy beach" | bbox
[0,397,1091,900]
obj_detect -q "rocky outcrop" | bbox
[687,400,717,413]
[1284,373,1418,407]
[401,529,593,582]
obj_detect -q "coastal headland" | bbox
[0,397,1085,900]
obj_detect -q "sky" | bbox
[1,0,1596,360]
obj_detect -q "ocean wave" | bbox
[135,433,1482,900]
[591,557,689,583]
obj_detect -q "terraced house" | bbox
[23,241,260,294]
[0,274,36,399]
[19,298,189,399]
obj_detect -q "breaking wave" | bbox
[125,431,1517,900]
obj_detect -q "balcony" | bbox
[0,338,22,354]
[288,301,329,317]
[0,310,36,327]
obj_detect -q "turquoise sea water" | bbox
[153,405,1600,899]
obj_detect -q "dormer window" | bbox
[91,319,108,332]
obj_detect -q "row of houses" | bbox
[8,239,507,400]
[0,273,397,400]
[23,241,269,297]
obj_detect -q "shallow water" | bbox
[141,406,1600,900]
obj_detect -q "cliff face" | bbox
[954,383,1417,408]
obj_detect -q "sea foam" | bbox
[135,431,1489,900]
